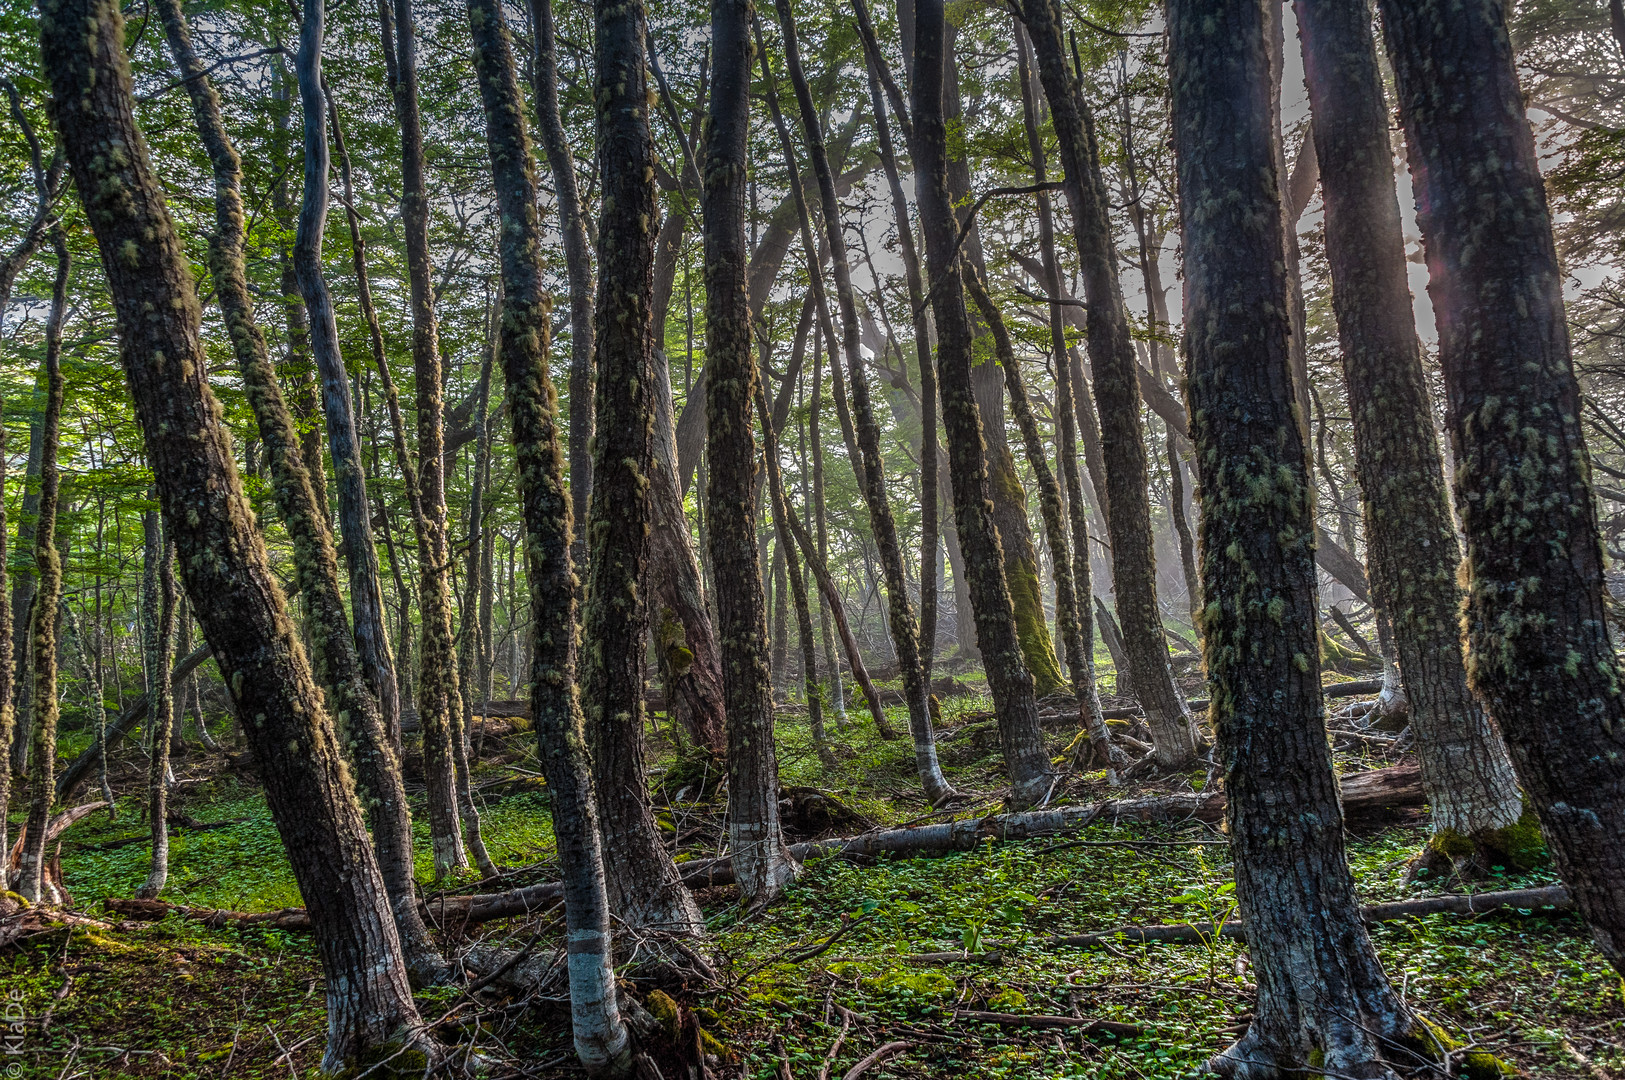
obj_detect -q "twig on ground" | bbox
[842,1040,911,1080]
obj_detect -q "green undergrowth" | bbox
[6,690,1619,1077]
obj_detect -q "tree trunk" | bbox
[134,538,177,900]
[585,0,705,934]
[1014,25,1122,774]
[1296,0,1526,877]
[706,0,802,905]
[325,84,405,753]
[454,323,498,880]
[8,370,43,775]
[808,329,848,725]
[1169,4,1442,1072]
[854,0,941,682]
[765,0,951,803]
[465,2,633,1068]
[16,231,65,904]
[966,268,1123,775]
[757,388,834,767]
[379,0,467,877]
[647,349,728,754]
[526,0,595,565]
[912,0,1054,807]
[1019,0,1197,769]
[156,0,444,980]
[39,2,431,1062]
[1380,0,1625,974]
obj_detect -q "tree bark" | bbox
[526,0,594,564]
[705,0,803,905]
[912,0,1054,806]
[134,538,176,900]
[1014,25,1122,775]
[756,387,834,767]
[966,269,1123,775]
[1169,3,1438,1073]
[764,1,951,803]
[584,0,705,933]
[39,0,431,1062]
[8,371,43,775]
[378,0,467,877]
[1296,0,1526,876]
[465,1,633,1068]
[1380,0,1625,974]
[155,0,443,977]
[16,231,65,904]
[1019,0,1197,769]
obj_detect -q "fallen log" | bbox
[1051,885,1572,949]
[103,765,1426,930]
[104,896,314,932]
[953,1011,1143,1040]
[957,679,1387,730]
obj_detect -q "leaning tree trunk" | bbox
[1296,0,1527,878]
[527,0,594,565]
[584,0,705,934]
[966,268,1123,775]
[289,12,406,813]
[465,1,634,1069]
[754,38,899,748]
[757,385,834,768]
[707,0,801,905]
[1380,0,1625,974]
[135,538,177,900]
[40,2,432,1065]
[1019,0,1197,769]
[912,0,1054,807]
[9,372,43,775]
[765,0,951,803]
[1015,26,1122,774]
[853,0,943,685]
[155,0,444,981]
[1168,2,1457,1074]
[16,230,66,904]
[379,0,467,877]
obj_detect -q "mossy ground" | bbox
[11,672,1621,1078]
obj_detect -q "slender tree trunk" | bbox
[1014,24,1122,774]
[156,0,445,980]
[913,0,1054,806]
[9,373,43,775]
[16,231,65,903]
[327,86,404,751]
[42,3,432,1062]
[808,328,847,725]
[757,388,833,767]
[707,0,802,904]
[585,0,705,933]
[454,323,498,880]
[767,13,942,784]
[854,0,941,683]
[378,0,467,877]
[1019,0,1198,769]
[1169,4,1443,1073]
[1381,0,1625,974]
[465,3,633,1068]
[527,0,595,563]
[135,538,176,900]
[966,268,1123,775]
[1296,0,1526,877]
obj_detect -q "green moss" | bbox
[646,989,681,1041]
[1004,553,1066,698]
[1409,1014,1517,1080]
[862,968,954,997]
[987,988,1027,1010]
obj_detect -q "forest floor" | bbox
[3,664,1620,1079]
